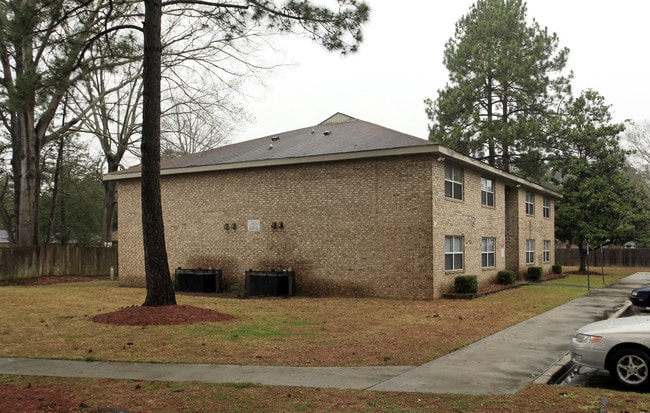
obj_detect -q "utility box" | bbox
[245,270,295,297]
[175,268,222,293]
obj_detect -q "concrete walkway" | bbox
[2,272,648,395]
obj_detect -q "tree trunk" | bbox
[47,135,65,244]
[578,242,587,272]
[501,95,510,173]
[14,111,40,246]
[486,77,496,167]
[141,0,176,306]
[0,176,14,244]
[101,178,117,246]
[101,157,120,246]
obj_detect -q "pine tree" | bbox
[425,0,571,179]
[552,90,650,271]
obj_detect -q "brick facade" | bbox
[116,153,556,299]
[504,188,556,277]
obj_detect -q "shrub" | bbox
[552,265,562,274]
[497,270,517,285]
[527,266,543,281]
[454,275,478,294]
[227,283,245,298]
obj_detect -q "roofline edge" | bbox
[104,144,561,198]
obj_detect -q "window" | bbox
[444,164,463,200]
[481,177,495,207]
[525,191,535,215]
[482,237,496,268]
[445,235,464,270]
[543,197,550,218]
[543,240,551,263]
[526,239,535,265]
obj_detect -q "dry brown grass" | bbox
[1,266,649,412]
[3,375,650,413]
[0,266,643,367]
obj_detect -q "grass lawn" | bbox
[1,266,650,412]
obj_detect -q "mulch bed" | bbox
[443,272,567,300]
[1,275,236,327]
[443,282,522,299]
[92,305,235,326]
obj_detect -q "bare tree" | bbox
[161,90,250,158]
[68,4,279,247]
[0,0,140,246]
[624,120,650,169]
[69,49,144,246]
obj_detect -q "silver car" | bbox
[571,316,650,389]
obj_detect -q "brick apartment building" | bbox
[106,113,560,299]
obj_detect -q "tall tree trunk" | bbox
[11,29,40,247]
[101,178,117,246]
[501,95,510,173]
[47,134,65,244]
[141,0,176,306]
[0,176,14,244]
[486,77,496,167]
[14,111,40,246]
[578,242,587,272]
[100,155,120,246]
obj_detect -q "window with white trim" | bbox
[482,237,496,268]
[526,239,535,264]
[543,240,551,263]
[445,235,464,270]
[525,191,535,215]
[444,164,463,200]
[481,177,495,207]
[543,197,550,218]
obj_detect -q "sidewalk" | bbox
[2,272,648,394]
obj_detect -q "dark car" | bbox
[630,287,650,308]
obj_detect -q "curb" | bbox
[533,300,633,385]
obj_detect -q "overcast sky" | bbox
[233,0,649,143]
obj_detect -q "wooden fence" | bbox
[555,248,650,268]
[0,245,118,282]
[2,246,647,282]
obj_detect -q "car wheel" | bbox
[609,348,650,388]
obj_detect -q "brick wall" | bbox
[117,153,556,299]
[504,188,556,278]
[431,161,507,296]
[118,155,436,299]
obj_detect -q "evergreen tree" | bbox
[425,0,571,179]
[551,90,650,271]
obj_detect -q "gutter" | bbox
[104,144,561,199]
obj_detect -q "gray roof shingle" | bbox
[106,113,562,199]
[112,113,432,176]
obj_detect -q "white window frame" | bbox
[543,197,550,218]
[482,237,496,268]
[481,177,495,207]
[543,240,551,263]
[526,239,535,265]
[444,164,463,200]
[445,235,464,271]
[525,191,535,216]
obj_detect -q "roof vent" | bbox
[268,144,273,150]
[271,136,280,141]
[323,131,331,136]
